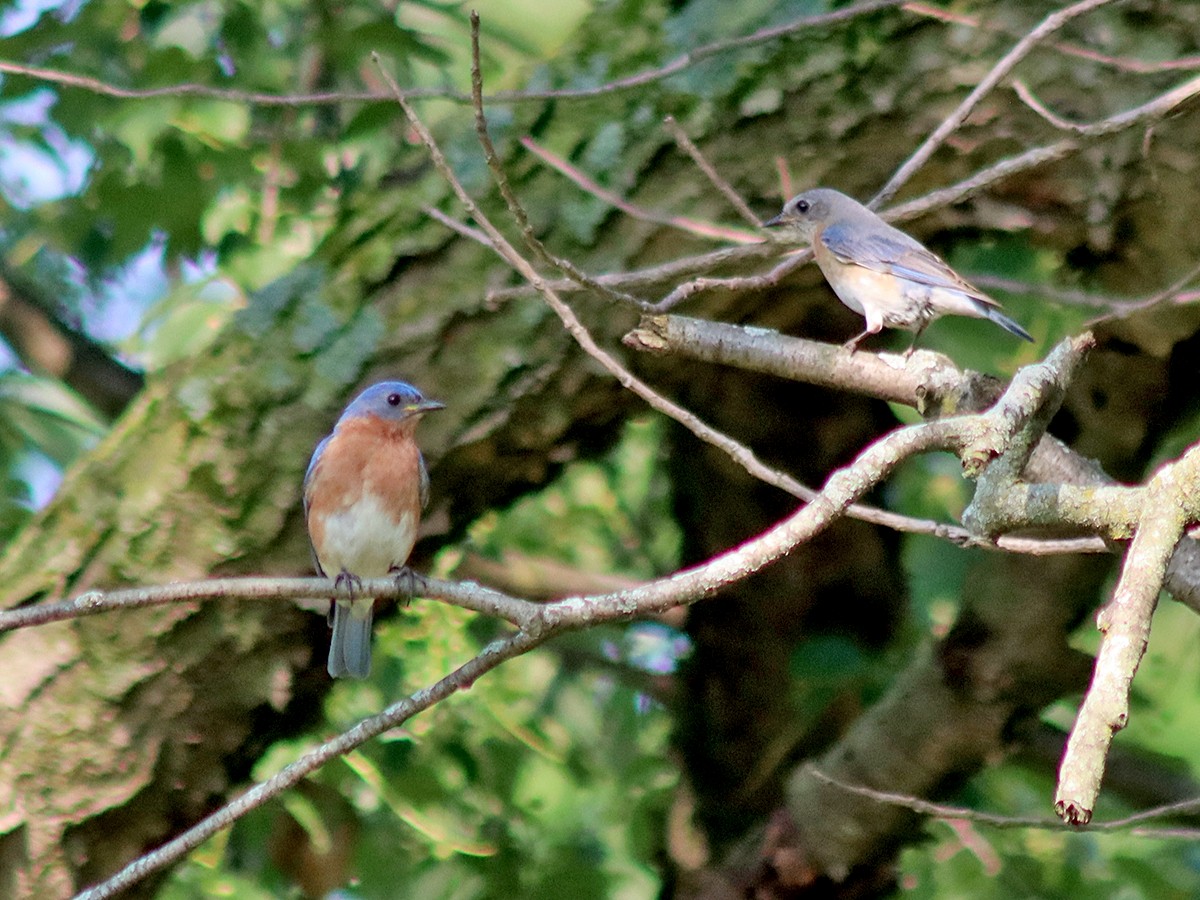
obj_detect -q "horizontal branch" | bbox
[0,576,535,634]
[0,0,909,109]
[625,315,1111,553]
[811,768,1200,832]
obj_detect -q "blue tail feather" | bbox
[982,306,1034,342]
[328,601,373,678]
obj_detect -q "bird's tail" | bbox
[328,599,373,678]
[980,304,1034,342]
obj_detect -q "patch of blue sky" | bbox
[0,90,92,208]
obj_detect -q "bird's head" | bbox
[763,188,845,241]
[341,381,445,425]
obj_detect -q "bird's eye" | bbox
[387,393,403,406]
[796,199,810,214]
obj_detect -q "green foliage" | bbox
[0,372,106,544]
[467,416,681,578]
[899,770,1200,899]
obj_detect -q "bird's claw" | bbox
[389,565,426,604]
[333,570,364,599]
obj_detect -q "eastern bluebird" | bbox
[304,381,444,678]
[764,188,1034,352]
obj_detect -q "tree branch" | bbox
[71,337,1089,897]
[0,269,143,419]
[1055,443,1200,825]
[0,0,910,108]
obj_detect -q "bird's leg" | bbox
[902,319,931,357]
[843,329,872,353]
[389,565,427,605]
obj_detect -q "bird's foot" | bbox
[389,565,426,605]
[333,570,364,599]
[843,330,871,353]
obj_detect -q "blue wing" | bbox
[303,434,332,576]
[820,222,992,301]
[418,451,431,510]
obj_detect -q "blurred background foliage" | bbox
[3,0,1200,897]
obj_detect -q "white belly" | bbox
[317,494,416,577]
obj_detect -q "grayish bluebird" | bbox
[765,188,1034,352]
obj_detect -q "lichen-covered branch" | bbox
[1055,444,1200,825]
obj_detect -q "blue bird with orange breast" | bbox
[304,381,444,678]
[765,188,1033,353]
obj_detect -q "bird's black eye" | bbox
[387,393,403,406]
[796,199,810,214]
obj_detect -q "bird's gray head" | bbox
[763,188,854,241]
[341,381,445,424]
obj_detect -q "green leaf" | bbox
[0,372,106,467]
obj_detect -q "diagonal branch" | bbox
[72,335,1089,898]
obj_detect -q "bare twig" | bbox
[1086,259,1200,324]
[810,769,1052,828]
[883,140,1080,222]
[485,241,779,308]
[812,768,1200,831]
[1014,73,1200,137]
[904,2,1200,75]
[647,253,812,312]
[520,136,760,245]
[0,1,910,109]
[421,205,495,248]
[663,115,762,227]
[872,0,1119,208]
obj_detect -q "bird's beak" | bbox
[408,399,446,415]
[762,213,788,228]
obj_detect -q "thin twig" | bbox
[647,252,812,313]
[0,0,910,109]
[873,0,1118,207]
[883,140,1079,222]
[421,205,495,248]
[1014,73,1200,137]
[520,136,760,244]
[904,2,1200,75]
[1086,259,1200,324]
[812,769,1200,832]
[663,115,762,227]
